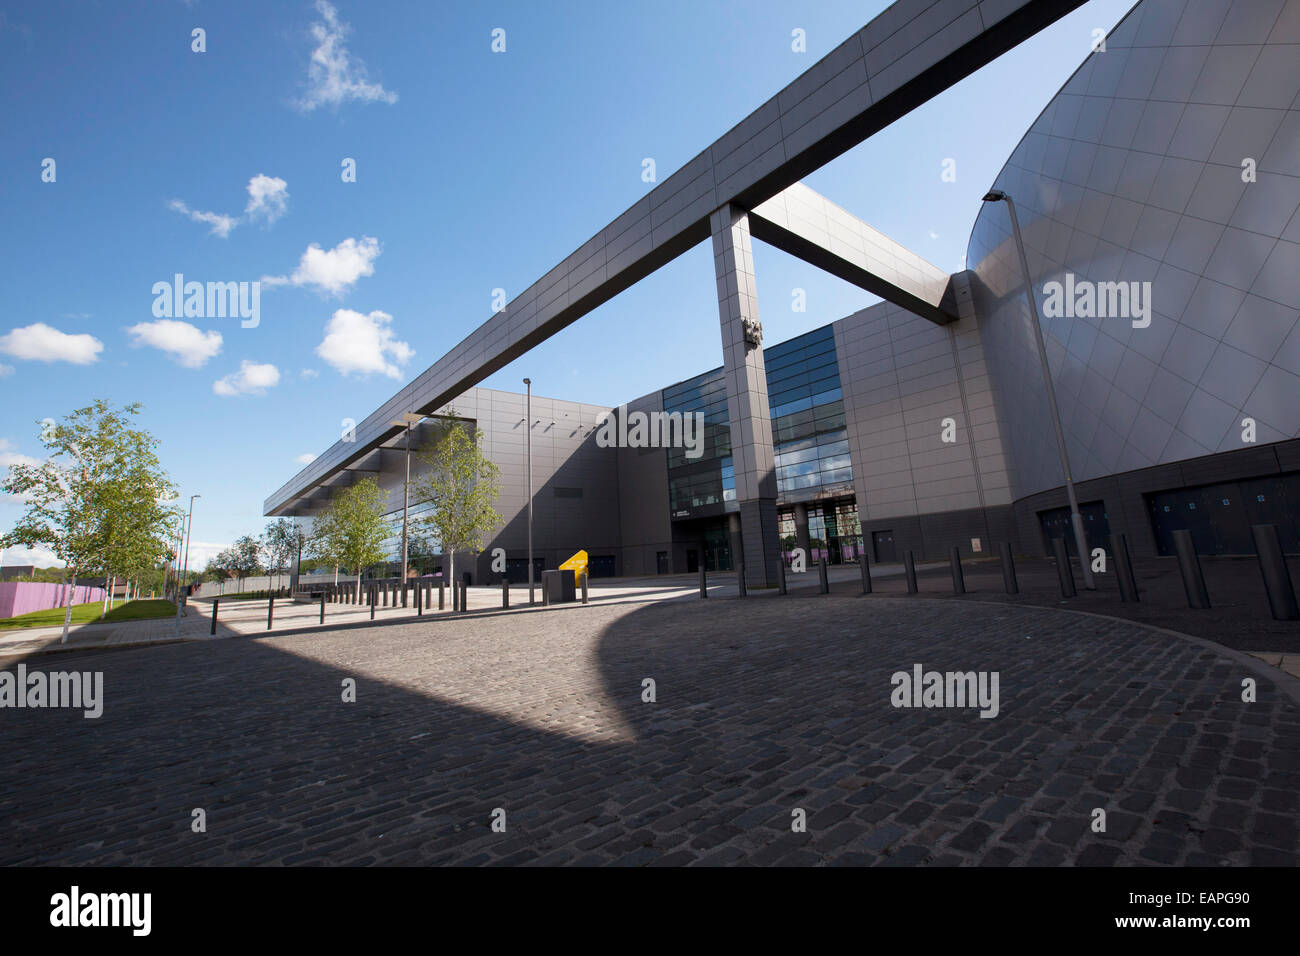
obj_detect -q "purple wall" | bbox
[0,582,107,620]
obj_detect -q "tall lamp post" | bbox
[524,378,534,605]
[389,413,424,591]
[982,189,1095,589]
[181,493,200,595]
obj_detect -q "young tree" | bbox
[260,518,299,592]
[1,400,178,643]
[228,535,261,592]
[99,457,181,618]
[207,549,237,593]
[411,413,502,592]
[309,477,391,602]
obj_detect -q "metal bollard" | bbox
[319,592,325,624]
[210,599,218,636]
[1112,533,1139,603]
[1251,524,1299,621]
[460,581,468,612]
[860,556,873,595]
[1052,537,1076,598]
[267,594,274,630]
[370,587,376,620]
[778,559,787,595]
[737,565,747,598]
[417,580,423,616]
[818,559,829,595]
[439,581,445,610]
[950,546,965,594]
[581,572,588,605]
[699,564,707,599]
[1171,529,1210,609]
[904,550,918,594]
[999,542,1018,595]
[502,577,510,609]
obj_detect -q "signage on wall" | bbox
[971,537,982,553]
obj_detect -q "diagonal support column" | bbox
[710,204,782,590]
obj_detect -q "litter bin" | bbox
[542,569,576,604]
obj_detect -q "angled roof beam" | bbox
[748,182,957,324]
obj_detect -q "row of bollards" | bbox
[1166,524,1299,620]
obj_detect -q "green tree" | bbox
[99,456,182,616]
[411,413,502,591]
[309,477,391,602]
[260,518,301,591]
[1,400,179,643]
[228,535,261,592]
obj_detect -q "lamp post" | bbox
[389,412,424,591]
[181,493,200,594]
[982,189,1095,589]
[524,378,534,605]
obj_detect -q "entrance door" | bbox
[872,530,896,563]
[656,551,668,574]
[686,549,699,573]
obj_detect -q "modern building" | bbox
[267,0,1300,587]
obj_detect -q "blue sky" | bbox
[0,0,1135,568]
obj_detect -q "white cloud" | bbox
[170,173,290,236]
[295,453,317,465]
[245,174,289,224]
[127,319,223,368]
[0,438,40,470]
[263,236,381,296]
[213,360,281,397]
[0,543,62,568]
[0,363,11,377]
[300,368,319,379]
[184,540,231,570]
[315,308,412,378]
[294,0,398,112]
[929,231,939,239]
[0,323,103,364]
[168,199,239,238]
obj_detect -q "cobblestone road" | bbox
[2,596,1296,866]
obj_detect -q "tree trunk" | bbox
[102,576,113,619]
[355,566,362,603]
[60,570,77,644]
[449,551,455,604]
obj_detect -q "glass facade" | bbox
[664,368,734,517]
[663,323,860,562]
[765,325,853,502]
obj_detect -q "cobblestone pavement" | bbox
[1,596,1297,866]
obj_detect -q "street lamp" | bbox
[524,378,534,605]
[982,188,1095,589]
[389,412,424,596]
[181,493,200,594]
